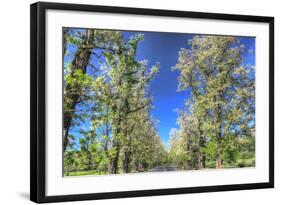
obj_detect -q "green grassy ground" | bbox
[66,170,106,176]
[65,158,255,176]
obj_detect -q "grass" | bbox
[65,158,255,176]
[202,158,255,169]
[66,170,106,176]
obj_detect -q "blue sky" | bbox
[66,29,255,148]
[123,31,255,145]
[123,31,193,145]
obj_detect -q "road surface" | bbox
[150,165,178,172]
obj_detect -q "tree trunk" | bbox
[111,144,120,174]
[122,126,133,173]
[86,147,92,171]
[63,28,69,56]
[216,142,222,168]
[110,116,121,174]
[123,151,131,173]
[216,112,223,169]
[187,142,194,169]
[215,93,223,169]
[198,152,206,169]
[198,123,205,169]
[135,161,141,172]
[104,121,112,173]
[63,29,93,152]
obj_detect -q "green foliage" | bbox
[173,35,255,169]
[63,29,163,176]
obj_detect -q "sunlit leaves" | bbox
[173,35,255,168]
[64,29,163,175]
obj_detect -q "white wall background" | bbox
[0,0,279,204]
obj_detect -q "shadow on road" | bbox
[150,165,178,172]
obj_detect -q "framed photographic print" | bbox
[30,2,274,203]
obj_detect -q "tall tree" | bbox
[90,33,159,173]
[175,36,255,168]
[63,29,94,152]
[63,30,124,152]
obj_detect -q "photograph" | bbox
[63,28,256,177]
[30,2,274,202]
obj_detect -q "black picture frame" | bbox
[30,2,274,203]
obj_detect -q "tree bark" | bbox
[198,122,205,169]
[63,29,93,152]
[122,122,133,173]
[63,28,69,56]
[110,115,121,174]
[198,152,206,169]
[216,98,223,169]
[111,144,120,174]
[122,151,131,173]
[216,142,222,168]
[104,120,112,173]
[187,138,194,169]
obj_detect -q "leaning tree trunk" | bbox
[63,28,69,56]
[63,29,93,152]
